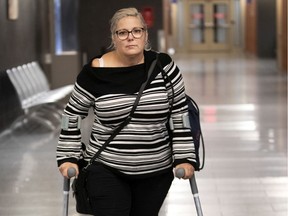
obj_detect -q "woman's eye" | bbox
[133,29,141,34]
[118,31,127,36]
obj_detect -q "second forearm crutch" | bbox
[63,168,76,216]
[175,168,203,216]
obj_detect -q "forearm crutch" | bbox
[63,168,76,216]
[176,168,203,216]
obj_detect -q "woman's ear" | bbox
[145,31,148,43]
[112,37,117,49]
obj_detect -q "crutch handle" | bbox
[63,167,76,192]
[175,168,185,179]
[68,167,76,178]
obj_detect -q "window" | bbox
[54,0,78,55]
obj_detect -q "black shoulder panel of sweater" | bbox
[144,50,172,68]
[76,62,145,98]
[76,50,173,98]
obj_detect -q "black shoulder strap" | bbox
[86,56,159,168]
[156,54,175,116]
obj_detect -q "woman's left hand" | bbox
[175,163,195,179]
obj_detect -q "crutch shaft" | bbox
[63,178,70,216]
[189,175,203,216]
[62,167,76,216]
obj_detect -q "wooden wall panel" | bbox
[282,0,287,71]
[245,0,257,54]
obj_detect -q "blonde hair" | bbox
[108,7,151,50]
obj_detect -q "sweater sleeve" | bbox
[159,53,198,168]
[56,79,95,167]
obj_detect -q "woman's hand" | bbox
[175,163,195,179]
[59,162,79,178]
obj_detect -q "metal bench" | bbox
[5,62,74,130]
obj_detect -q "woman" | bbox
[57,7,197,216]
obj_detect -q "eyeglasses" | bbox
[115,27,145,40]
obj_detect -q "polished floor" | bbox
[0,51,287,216]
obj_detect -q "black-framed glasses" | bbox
[115,27,145,40]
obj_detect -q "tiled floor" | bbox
[0,51,287,216]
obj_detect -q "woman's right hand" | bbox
[59,162,79,178]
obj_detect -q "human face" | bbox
[113,16,147,56]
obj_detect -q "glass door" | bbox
[187,0,232,51]
[211,2,231,49]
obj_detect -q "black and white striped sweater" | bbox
[56,50,197,178]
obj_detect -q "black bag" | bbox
[71,57,159,214]
[185,94,205,171]
[72,164,93,214]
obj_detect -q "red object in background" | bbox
[193,13,204,19]
[141,7,154,28]
[214,13,225,19]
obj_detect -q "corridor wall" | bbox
[245,0,277,58]
[0,0,49,70]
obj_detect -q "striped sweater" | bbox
[56,50,197,177]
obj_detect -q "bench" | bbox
[6,62,73,111]
[5,62,74,130]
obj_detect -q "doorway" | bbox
[185,0,233,51]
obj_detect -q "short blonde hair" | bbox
[108,7,151,50]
